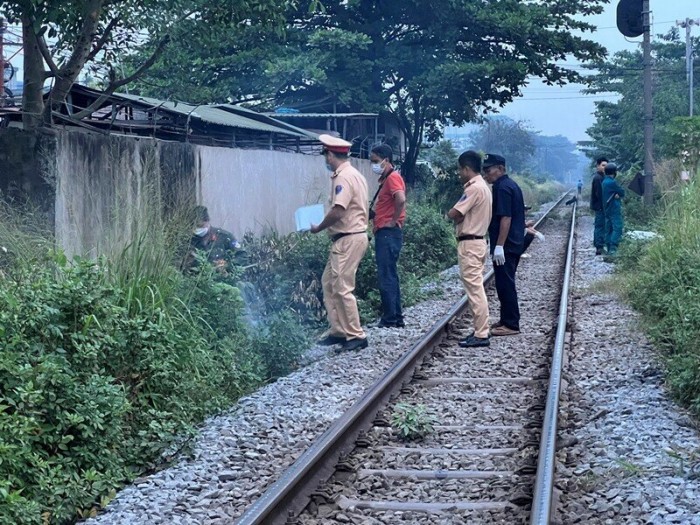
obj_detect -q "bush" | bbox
[391,403,436,441]
[400,201,456,277]
[242,201,456,325]
[249,311,311,379]
[621,180,700,416]
[0,189,272,524]
[510,175,564,208]
[242,232,329,324]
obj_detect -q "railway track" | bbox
[236,194,577,525]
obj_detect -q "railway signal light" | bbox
[617,0,644,38]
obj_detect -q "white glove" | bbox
[493,245,505,266]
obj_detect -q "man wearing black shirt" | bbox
[590,157,608,255]
[482,154,526,336]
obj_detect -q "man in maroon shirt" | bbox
[369,144,407,328]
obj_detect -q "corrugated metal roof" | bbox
[110,93,311,138]
[263,112,379,118]
[213,104,319,139]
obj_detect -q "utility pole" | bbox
[0,17,5,108]
[616,0,653,203]
[676,18,699,117]
[642,0,654,205]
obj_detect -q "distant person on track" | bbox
[577,179,583,196]
[447,150,492,348]
[369,144,407,328]
[482,154,526,337]
[590,157,609,255]
[602,162,625,257]
[311,134,370,353]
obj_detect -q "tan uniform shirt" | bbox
[452,175,492,237]
[327,161,369,236]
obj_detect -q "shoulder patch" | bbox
[335,185,343,195]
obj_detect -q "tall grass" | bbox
[622,178,700,413]
[0,197,54,269]
[91,148,195,317]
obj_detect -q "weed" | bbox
[391,403,436,441]
[613,458,645,477]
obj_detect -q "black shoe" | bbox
[372,320,405,328]
[337,337,369,353]
[459,335,490,348]
[595,248,604,256]
[317,334,345,346]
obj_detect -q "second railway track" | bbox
[237,196,577,525]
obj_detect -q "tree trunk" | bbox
[42,0,104,124]
[399,108,424,187]
[402,138,420,186]
[22,17,46,130]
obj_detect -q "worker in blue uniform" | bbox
[601,163,625,256]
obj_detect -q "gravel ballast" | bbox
[555,213,700,525]
[86,207,700,525]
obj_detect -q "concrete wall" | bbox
[0,128,56,203]
[199,146,376,238]
[3,128,376,256]
[54,131,198,257]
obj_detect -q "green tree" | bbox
[468,117,536,173]
[128,1,321,105]
[531,134,584,182]
[585,29,698,168]
[266,0,607,183]
[1,0,289,129]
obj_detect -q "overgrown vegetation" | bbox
[415,140,566,214]
[617,178,700,417]
[0,199,270,524]
[0,190,458,523]
[242,200,456,325]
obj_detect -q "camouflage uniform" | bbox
[184,227,243,271]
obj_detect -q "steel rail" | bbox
[530,198,577,524]
[235,191,572,525]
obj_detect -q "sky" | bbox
[500,0,700,144]
[3,1,698,144]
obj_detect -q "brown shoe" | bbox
[491,325,520,337]
[490,321,504,329]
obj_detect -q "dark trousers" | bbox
[375,227,403,324]
[494,252,521,330]
[593,209,606,249]
[604,205,624,254]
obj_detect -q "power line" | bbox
[594,19,677,30]
[513,95,619,101]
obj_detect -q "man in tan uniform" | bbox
[310,134,370,352]
[447,150,493,348]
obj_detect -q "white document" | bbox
[295,204,325,232]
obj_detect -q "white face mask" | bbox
[371,163,384,175]
[194,226,209,237]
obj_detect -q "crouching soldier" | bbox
[183,205,244,272]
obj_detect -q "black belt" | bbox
[331,231,366,243]
[457,234,485,242]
